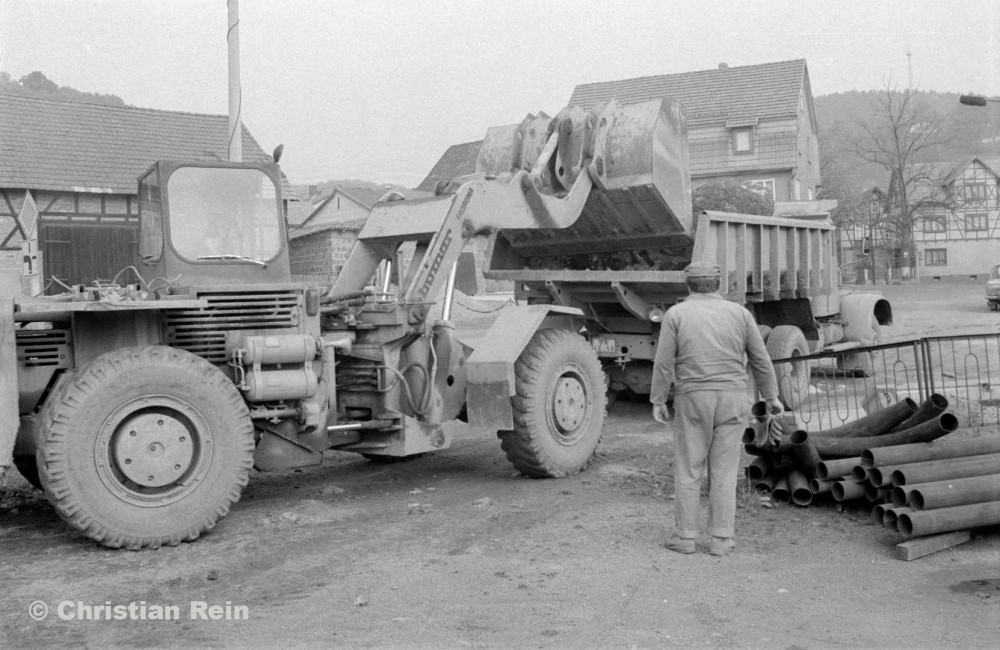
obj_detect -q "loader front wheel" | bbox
[501,329,606,478]
[766,325,810,410]
[37,346,254,550]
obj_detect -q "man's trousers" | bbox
[672,390,746,539]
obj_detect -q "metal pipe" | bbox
[851,464,872,483]
[810,397,917,438]
[887,393,948,433]
[871,503,890,526]
[790,430,822,478]
[745,456,770,481]
[816,457,862,480]
[441,261,458,322]
[831,479,867,501]
[753,473,778,493]
[908,474,1000,510]
[809,478,835,495]
[890,485,920,508]
[788,470,812,506]
[771,476,791,504]
[891,452,1000,487]
[862,436,1000,469]
[898,501,1000,538]
[865,483,889,503]
[381,260,393,294]
[809,413,958,459]
[883,506,913,531]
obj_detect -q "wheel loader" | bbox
[0,96,889,549]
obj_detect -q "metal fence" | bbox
[773,334,1000,430]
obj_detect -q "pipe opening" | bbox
[860,450,875,469]
[890,470,906,487]
[898,513,914,536]
[890,487,908,508]
[790,429,808,444]
[909,491,925,511]
[853,466,870,482]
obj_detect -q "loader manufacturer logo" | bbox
[414,188,473,302]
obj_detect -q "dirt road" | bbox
[2,281,999,648]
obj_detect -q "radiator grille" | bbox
[164,290,301,362]
[16,329,71,368]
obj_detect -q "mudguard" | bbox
[465,304,584,430]
[0,298,17,481]
[840,291,893,345]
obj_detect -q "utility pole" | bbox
[227,0,242,162]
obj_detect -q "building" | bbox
[0,94,277,294]
[567,60,821,203]
[913,157,1000,280]
[287,185,431,289]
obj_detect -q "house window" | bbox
[733,128,753,154]
[925,248,947,266]
[922,217,946,233]
[963,184,989,201]
[965,212,988,231]
[744,179,775,199]
[869,201,881,216]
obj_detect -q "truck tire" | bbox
[766,325,810,410]
[36,346,254,550]
[13,455,42,490]
[501,329,607,478]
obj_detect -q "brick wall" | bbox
[289,230,358,288]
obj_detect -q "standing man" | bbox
[650,263,783,556]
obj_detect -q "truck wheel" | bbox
[501,330,607,478]
[766,326,810,410]
[36,346,254,550]
[13,455,42,490]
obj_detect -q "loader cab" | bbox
[136,161,291,289]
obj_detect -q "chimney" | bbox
[718,63,728,69]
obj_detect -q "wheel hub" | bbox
[113,413,195,488]
[552,375,587,433]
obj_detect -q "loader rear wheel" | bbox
[501,329,606,478]
[766,325,810,410]
[13,455,41,490]
[37,346,254,550]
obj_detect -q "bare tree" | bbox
[853,83,951,272]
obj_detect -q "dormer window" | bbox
[726,117,758,155]
[733,128,753,154]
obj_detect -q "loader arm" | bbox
[328,97,691,309]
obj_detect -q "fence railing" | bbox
[772,334,1000,430]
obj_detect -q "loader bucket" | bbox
[478,97,692,261]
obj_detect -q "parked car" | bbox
[987,263,1000,311]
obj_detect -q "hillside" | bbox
[815,89,1000,193]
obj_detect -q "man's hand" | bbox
[652,403,672,424]
[766,397,784,415]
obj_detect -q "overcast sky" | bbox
[1,0,998,187]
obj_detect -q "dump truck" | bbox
[0,97,889,549]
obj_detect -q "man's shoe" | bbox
[710,537,735,556]
[665,537,696,554]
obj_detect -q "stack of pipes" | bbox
[744,394,957,507]
[864,437,1000,538]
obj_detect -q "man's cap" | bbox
[684,263,721,278]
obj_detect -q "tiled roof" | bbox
[289,217,366,240]
[416,141,483,192]
[568,60,808,127]
[0,94,273,194]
